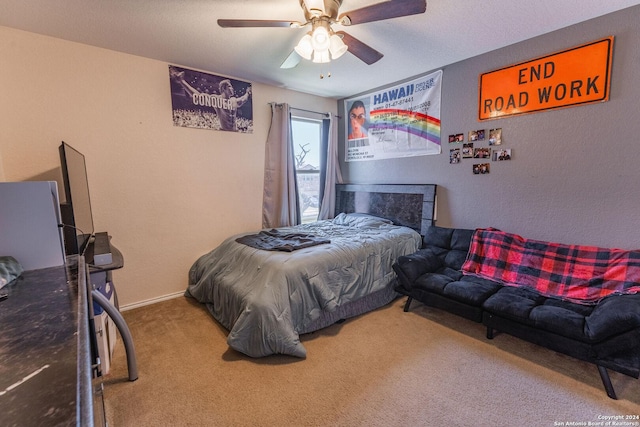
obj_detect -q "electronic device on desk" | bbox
[58,141,112,266]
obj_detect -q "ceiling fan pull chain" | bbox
[320,70,332,79]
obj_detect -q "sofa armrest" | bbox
[585,293,640,342]
[393,248,444,284]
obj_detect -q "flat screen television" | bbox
[59,141,95,255]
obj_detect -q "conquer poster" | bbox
[344,70,442,162]
[169,65,253,133]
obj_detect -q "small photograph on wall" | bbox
[462,143,474,158]
[450,148,461,164]
[473,163,490,174]
[448,133,464,143]
[489,128,502,145]
[468,129,485,141]
[474,147,490,159]
[493,148,512,161]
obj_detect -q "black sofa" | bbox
[392,225,640,399]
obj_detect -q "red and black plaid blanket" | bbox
[461,228,640,304]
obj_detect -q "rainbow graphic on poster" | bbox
[369,109,441,144]
[345,70,442,162]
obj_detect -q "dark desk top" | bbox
[0,264,81,426]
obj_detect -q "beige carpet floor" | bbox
[103,296,640,426]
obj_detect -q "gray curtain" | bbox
[318,113,343,220]
[262,103,300,228]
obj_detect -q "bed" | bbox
[186,184,437,358]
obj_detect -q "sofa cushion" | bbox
[439,266,464,281]
[451,228,475,252]
[443,277,502,306]
[422,225,454,249]
[414,270,459,294]
[421,226,474,271]
[529,305,592,342]
[540,297,594,316]
[444,250,469,271]
[484,280,640,345]
[482,286,546,325]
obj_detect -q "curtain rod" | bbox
[269,103,340,119]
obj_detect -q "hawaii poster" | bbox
[344,70,442,162]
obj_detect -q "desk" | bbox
[0,257,95,426]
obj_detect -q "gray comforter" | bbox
[186,213,421,358]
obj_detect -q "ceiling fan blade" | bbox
[280,51,302,69]
[336,31,383,65]
[218,19,296,28]
[338,0,426,26]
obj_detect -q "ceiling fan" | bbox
[218,0,427,68]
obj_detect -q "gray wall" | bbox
[339,5,640,249]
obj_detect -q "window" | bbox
[291,117,322,223]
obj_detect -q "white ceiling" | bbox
[1,0,639,99]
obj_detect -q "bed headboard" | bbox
[335,184,437,236]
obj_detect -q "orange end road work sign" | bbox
[478,37,614,121]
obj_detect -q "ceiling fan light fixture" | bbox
[295,21,347,64]
[329,33,347,59]
[294,33,314,60]
[312,50,331,63]
[310,25,330,52]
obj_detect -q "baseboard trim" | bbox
[120,291,184,312]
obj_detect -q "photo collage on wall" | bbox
[448,127,511,174]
